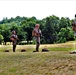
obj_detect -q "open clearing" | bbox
[0,41,76,52]
[0,41,76,75]
[0,51,76,75]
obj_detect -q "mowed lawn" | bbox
[0,41,76,75]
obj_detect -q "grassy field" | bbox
[0,41,76,75]
[0,41,76,52]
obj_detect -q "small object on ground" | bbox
[21,49,26,52]
[70,50,76,54]
[33,50,39,52]
[42,48,49,52]
[3,50,9,52]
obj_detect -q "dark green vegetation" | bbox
[0,15,75,44]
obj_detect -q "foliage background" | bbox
[0,15,75,44]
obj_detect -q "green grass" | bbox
[0,52,76,75]
[0,41,76,52]
[0,41,76,75]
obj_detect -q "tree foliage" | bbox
[0,34,4,44]
[0,15,74,44]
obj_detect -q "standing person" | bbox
[71,14,76,53]
[10,30,18,52]
[70,15,76,54]
[72,14,76,37]
[32,24,42,52]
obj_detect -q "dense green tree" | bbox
[57,27,74,43]
[2,29,11,45]
[0,15,74,44]
[0,34,4,44]
[43,16,59,44]
[21,20,36,44]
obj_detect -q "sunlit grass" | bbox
[0,41,76,75]
[0,41,76,52]
[0,51,76,75]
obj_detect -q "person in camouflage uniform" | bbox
[71,14,76,52]
[10,30,18,52]
[32,24,42,52]
[72,14,76,37]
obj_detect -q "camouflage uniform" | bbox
[72,20,76,37]
[11,33,18,52]
[33,28,42,52]
[72,15,76,37]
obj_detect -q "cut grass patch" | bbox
[0,52,76,75]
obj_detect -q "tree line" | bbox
[0,15,75,45]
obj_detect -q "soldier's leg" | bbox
[13,41,16,52]
[74,32,76,50]
[36,37,40,51]
[13,45,16,52]
[36,42,40,51]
